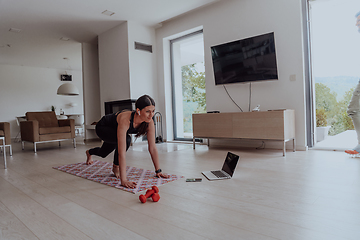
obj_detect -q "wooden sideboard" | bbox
[192,109,295,156]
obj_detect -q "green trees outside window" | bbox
[315,82,354,135]
[181,63,206,133]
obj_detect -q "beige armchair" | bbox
[0,122,12,156]
[20,111,76,153]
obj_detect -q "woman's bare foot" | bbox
[86,150,93,165]
[112,165,120,178]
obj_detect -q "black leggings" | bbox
[88,124,131,165]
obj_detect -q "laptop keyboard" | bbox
[211,170,227,178]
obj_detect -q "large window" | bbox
[170,31,206,140]
[309,0,360,149]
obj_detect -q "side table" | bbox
[0,136,6,169]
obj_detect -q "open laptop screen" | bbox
[221,152,239,177]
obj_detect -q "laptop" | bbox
[201,152,240,181]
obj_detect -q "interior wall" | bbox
[127,21,158,102]
[156,0,307,150]
[0,64,83,138]
[82,42,101,140]
[98,22,131,116]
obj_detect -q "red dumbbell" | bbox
[139,186,160,203]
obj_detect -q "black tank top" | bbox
[97,111,139,135]
[127,111,139,135]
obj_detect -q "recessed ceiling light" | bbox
[101,10,115,16]
[60,37,70,41]
[9,28,22,33]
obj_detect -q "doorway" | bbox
[170,31,206,140]
[309,0,360,150]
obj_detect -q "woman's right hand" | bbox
[121,179,137,189]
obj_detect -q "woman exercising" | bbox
[85,95,169,188]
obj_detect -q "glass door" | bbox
[309,0,360,149]
[170,31,206,140]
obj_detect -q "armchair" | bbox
[20,111,76,153]
[0,122,12,156]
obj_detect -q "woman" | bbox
[86,95,169,188]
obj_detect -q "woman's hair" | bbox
[135,95,155,137]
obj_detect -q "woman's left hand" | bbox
[156,172,170,178]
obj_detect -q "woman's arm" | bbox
[117,113,137,188]
[147,120,169,178]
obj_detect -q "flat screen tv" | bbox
[211,32,278,85]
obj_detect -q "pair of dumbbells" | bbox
[139,186,160,203]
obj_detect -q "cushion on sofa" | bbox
[26,111,59,128]
[39,126,71,135]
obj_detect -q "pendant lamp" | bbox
[57,83,79,96]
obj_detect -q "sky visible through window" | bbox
[310,0,360,78]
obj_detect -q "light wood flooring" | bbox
[0,140,359,240]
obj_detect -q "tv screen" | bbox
[211,32,278,85]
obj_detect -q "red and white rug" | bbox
[53,160,184,193]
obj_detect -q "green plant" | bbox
[315,82,356,135]
[181,63,206,133]
[316,108,327,127]
[344,112,354,130]
[51,105,56,112]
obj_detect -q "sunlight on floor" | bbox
[313,130,357,151]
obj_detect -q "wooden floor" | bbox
[0,139,359,240]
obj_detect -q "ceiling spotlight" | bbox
[101,10,115,16]
[60,37,70,41]
[9,28,22,33]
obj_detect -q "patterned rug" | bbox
[53,160,184,193]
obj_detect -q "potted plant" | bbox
[316,108,331,142]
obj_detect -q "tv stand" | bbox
[192,109,295,156]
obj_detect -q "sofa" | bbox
[20,111,76,153]
[0,122,12,156]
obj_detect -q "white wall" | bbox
[127,21,158,102]
[0,64,83,138]
[98,21,159,112]
[98,22,131,116]
[82,43,101,140]
[156,0,307,149]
